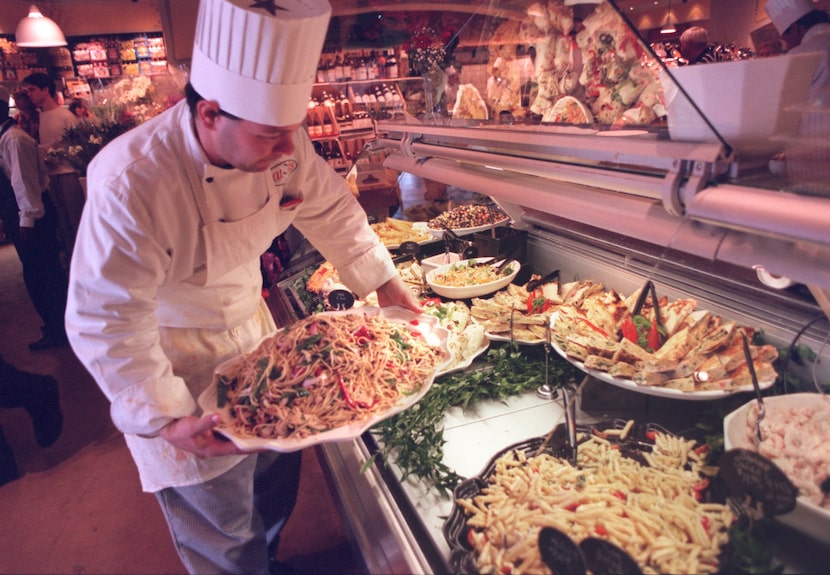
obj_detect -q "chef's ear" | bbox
[196,99,223,128]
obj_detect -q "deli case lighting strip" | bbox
[685,184,830,247]
[376,122,726,169]
[384,153,830,291]
[406,140,671,201]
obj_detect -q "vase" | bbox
[421,66,448,125]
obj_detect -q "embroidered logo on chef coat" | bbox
[270,159,297,186]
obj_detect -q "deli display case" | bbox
[288,1,830,572]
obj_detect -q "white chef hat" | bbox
[765,0,814,35]
[190,0,331,127]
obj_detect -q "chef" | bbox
[766,0,830,100]
[64,0,419,573]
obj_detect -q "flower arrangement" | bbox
[406,26,448,76]
[48,75,182,176]
[47,111,138,176]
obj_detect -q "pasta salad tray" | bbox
[198,307,450,452]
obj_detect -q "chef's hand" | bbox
[159,414,250,457]
[375,276,422,313]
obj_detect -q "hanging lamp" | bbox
[660,0,677,35]
[15,5,67,48]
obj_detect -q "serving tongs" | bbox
[620,279,665,343]
[526,269,560,294]
[438,221,477,259]
[742,332,765,448]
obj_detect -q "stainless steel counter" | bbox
[320,391,565,574]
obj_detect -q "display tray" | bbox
[724,393,830,546]
[438,339,490,376]
[198,307,450,452]
[479,326,544,346]
[443,420,720,575]
[549,312,776,401]
[427,219,511,239]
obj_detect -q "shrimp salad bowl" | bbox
[723,392,830,545]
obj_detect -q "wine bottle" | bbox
[321,107,334,136]
[385,49,398,79]
[307,99,322,138]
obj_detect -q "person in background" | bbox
[21,73,84,261]
[679,26,727,65]
[0,86,69,351]
[65,0,420,573]
[68,98,92,120]
[20,73,78,149]
[11,89,39,141]
[0,353,63,486]
[765,0,830,98]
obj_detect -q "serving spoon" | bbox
[741,332,765,448]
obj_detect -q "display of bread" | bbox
[551,285,779,393]
[470,277,600,343]
[370,218,432,247]
[484,0,664,126]
[452,84,488,120]
[470,275,778,393]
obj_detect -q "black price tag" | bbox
[462,245,479,260]
[719,448,798,516]
[327,289,355,311]
[579,537,642,575]
[398,241,421,258]
[538,527,586,575]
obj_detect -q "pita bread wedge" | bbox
[723,362,778,389]
[632,370,670,387]
[608,361,638,379]
[663,376,696,392]
[662,298,698,336]
[584,354,615,372]
[693,353,728,381]
[613,337,652,363]
[654,326,691,362]
[695,321,737,356]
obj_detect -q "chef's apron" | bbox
[126,169,286,492]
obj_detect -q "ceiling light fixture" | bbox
[15,4,67,48]
[660,0,677,34]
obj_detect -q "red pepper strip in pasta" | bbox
[337,375,378,410]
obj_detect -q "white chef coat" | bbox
[65,99,396,492]
[791,22,830,99]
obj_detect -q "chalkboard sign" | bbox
[538,526,586,575]
[327,289,355,310]
[461,245,478,259]
[719,448,798,516]
[397,241,421,258]
[579,537,642,575]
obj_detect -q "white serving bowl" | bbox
[662,52,820,157]
[723,393,830,545]
[426,258,520,299]
[420,252,460,275]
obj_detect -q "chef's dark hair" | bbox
[184,82,241,120]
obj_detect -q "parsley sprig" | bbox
[368,342,582,496]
